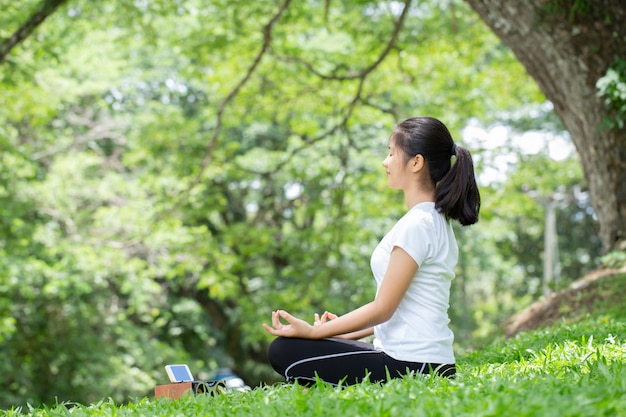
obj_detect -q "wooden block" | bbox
[154,382,193,399]
[155,380,227,399]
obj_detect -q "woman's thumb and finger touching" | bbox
[322,311,338,321]
[264,309,323,338]
[314,310,338,326]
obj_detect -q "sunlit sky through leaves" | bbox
[462,119,574,185]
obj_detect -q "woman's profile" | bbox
[263,116,480,385]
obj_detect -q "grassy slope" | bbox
[4,274,626,417]
[504,269,626,337]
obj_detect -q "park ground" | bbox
[3,269,625,417]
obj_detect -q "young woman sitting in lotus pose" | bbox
[263,116,480,385]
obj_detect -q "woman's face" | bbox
[382,138,411,190]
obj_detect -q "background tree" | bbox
[464,0,626,252]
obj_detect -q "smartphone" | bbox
[165,364,194,383]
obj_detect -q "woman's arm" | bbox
[335,327,374,340]
[314,312,373,340]
[263,246,418,339]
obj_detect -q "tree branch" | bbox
[276,0,412,81]
[239,0,412,175]
[149,0,293,225]
[0,0,68,65]
[190,0,293,189]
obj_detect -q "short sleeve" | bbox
[389,215,432,267]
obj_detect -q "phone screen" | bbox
[167,365,193,382]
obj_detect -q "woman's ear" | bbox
[411,154,425,172]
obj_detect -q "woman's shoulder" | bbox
[401,202,438,226]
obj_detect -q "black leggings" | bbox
[268,337,456,386]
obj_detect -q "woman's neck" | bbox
[403,163,436,210]
[404,188,435,211]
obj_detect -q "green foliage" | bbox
[541,0,593,22]
[538,0,618,25]
[2,316,624,416]
[596,58,626,129]
[599,250,626,269]
[561,273,626,322]
[0,0,601,409]
[487,152,600,289]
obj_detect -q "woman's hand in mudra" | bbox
[314,311,338,326]
[263,310,316,339]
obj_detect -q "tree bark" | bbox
[464,0,626,252]
[0,0,68,65]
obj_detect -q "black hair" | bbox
[392,116,480,226]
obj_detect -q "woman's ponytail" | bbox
[392,116,480,226]
[434,145,480,226]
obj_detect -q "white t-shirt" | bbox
[371,201,458,364]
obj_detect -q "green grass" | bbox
[2,315,625,417]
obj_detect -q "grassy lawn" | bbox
[4,273,625,416]
[2,314,624,417]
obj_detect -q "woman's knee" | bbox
[268,337,291,372]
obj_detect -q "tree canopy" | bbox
[0,0,613,408]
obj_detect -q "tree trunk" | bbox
[464,0,626,252]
